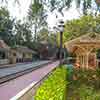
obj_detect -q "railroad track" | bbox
[0,61,53,84]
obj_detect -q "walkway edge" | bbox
[10,81,37,100]
[10,62,59,100]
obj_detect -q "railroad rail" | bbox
[0,61,53,84]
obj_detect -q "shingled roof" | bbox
[64,33,100,52]
[12,46,36,54]
[0,40,10,51]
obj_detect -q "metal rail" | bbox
[0,61,53,84]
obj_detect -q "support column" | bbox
[78,56,81,67]
[82,55,84,68]
[76,55,79,68]
[83,55,85,68]
[86,53,89,69]
[94,53,97,68]
[80,55,84,68]
[80,56,82,68]
[77,56,79,62]
[79,55,83,68]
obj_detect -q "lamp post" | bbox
[58,19,65,65]
[53,19,65,65]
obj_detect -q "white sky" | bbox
[7,0,31,20]
[0,0,80,27]
[47,7,80,28]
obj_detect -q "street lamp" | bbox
[58,19,65,65]
[54,19,65,65]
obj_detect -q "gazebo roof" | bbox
[64,33,100,53]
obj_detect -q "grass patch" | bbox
[34,66,67,100]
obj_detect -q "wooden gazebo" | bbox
[64,33,100,69]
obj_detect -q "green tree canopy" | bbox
[28,0,47,41]
[63,14,100,42]
[14,20,33,47]
[0,7,14,46]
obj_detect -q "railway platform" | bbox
[0,61,59,100]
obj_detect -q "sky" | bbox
[0,0,80,28]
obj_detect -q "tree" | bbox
[44,0,100,16]
[66,0,100,15]
[63,14,100,41]
[14,20,33,48]
[33,0,100,16]
[0,7,14,46]
[28,0,47,41]
[1,0,100,15]
[37,28,48,42]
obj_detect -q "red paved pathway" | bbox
[0,61,59,100]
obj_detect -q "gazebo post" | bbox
[82,54,85,69]
[81,55,84,69]
[80,56,82,68]
[94,53,97,68]
[86,53,89,69]
[82,55,84,69]
[83,55,86,69]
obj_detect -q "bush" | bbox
[78,85,100,100]
[67,68,100,100]
[34,66,67,100]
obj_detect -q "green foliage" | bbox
[28,0,44,21]
[1,0,100,16]
[28,0,47,41]
[63,15,100,41]
[38,0,100,15]
[0,7,14,46]
[67,69,100,100]
[34,66,67,100]
[0,7,35,49]
[37,28,59,47]
[96,68,100,77]
[78,85,100,100]
[15,21,32,43]
[37,28,48,42]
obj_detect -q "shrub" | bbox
[34,66,67,100]
[78,85,100,100]
[67,68,100,100]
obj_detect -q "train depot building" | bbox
[0,39,36,65]
[10,46,36,64]
[0,39,10,65]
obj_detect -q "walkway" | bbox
[0,61,59,100]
